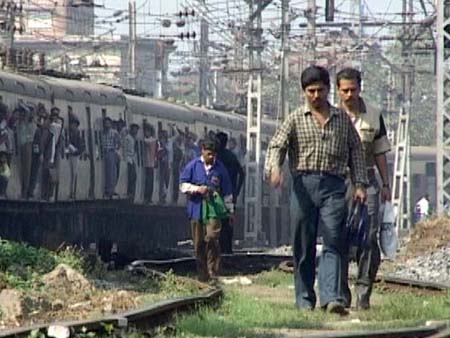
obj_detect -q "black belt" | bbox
[297,170,344,179]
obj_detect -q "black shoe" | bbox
[326,301,348,315]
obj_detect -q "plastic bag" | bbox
[379,202,398,259]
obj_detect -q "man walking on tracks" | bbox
[265,66,367,314]
[215,131,245,254]
[180,140,234,282]
[337,68,391,310]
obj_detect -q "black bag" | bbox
[346,201,369,253]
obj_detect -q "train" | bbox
[0,70,280,206]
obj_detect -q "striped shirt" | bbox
[264,105,368,185]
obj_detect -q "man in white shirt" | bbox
[416,195,430,221]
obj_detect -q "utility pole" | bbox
[436,0,449,215]
[244,0,264,243]
[306,0,316,64]
[199,0,209,106]
[278,0,289,120]
[128,0,137,90]
[392,0,413,234]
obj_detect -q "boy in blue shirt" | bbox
[180,139,234,282]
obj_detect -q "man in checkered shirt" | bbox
[265,66,367,315]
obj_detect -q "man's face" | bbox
[104,119,112,129]
[338,78,360,107]
[202,148,216,165]
[130,127,138,136]
[304,82,329,110]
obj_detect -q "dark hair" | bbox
[336,67,362,88]
[50,107,60,114]
[215,131,228,149]
[130,123,139,130]
[301,66,330,90]
[103,117,112,123]
[202,139,216,152]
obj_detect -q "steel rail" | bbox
[0,283,222,338]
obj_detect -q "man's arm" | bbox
[234,159,245,203]
[374,115,391,202]
[220,164,234,214]
[264,114,293,187]
[347,118,368,201]
[179,161,207,195]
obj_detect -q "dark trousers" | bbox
[104,151,118,198]
[144,167,154,203]
[172,163,180,203]
[343,176,380,307]
[219,217,233,254]
[0,175,8,197]
[191,219,222,281]
[292,174,347,309]
[27,154,41,198]
[127,162,137,200]
[41,165,58,201]
[159,161,169,203]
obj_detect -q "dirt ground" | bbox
[402,216,450,257]
[0,264,204,331]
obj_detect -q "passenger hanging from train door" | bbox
[214,131,245,254]
[124,123,139,201]
[101,117,121,199]
[179,139,234,282]
[168,123,184,204]
[337,68,391,310]
[67,110,85,200]
[143,122,157,204]
[27,105,47,199]
[16,103,36,199]
[157,129,170,204]
[41,108,64,201]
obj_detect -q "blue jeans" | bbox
[293,173,347,309]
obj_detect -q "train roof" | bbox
[125,95,198,123]
[41,76,126,106]
[0,71,51,100]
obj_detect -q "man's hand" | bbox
[353,187,367,203]
[269,169,283,188]
[380,186,391,202]
[197,185,209,195]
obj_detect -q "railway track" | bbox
[0,253,448,338]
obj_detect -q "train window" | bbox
[426,162,436,177]
[158,121,162,134]
[66,89,74,100]
[16,82,25,93]
[37,86,46,96]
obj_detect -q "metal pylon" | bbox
[244,0,263,242]
[436,0,450,215]
[391,97,411,234]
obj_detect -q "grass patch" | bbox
[251,269,292,288]
[0,240,86,289]
[171,270,450,337]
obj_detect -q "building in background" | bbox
[23,0,95,37]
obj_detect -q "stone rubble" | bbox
[388,246,450,285]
